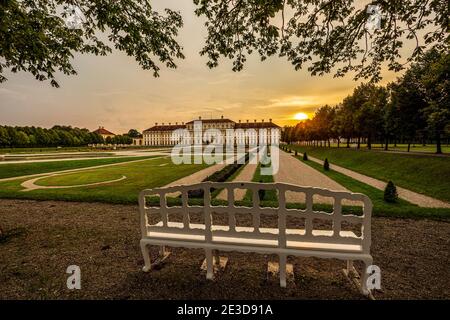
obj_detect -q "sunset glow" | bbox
[293,112,309,121]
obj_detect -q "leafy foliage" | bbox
[323,158,329,171]
[0,0,184,87]
[188,159,247,198]
[302,152,308,161]
[282,49,450,153]
[384,180,398,203]
[193,0,449,81]
[0,125,103,147]
[1,1,448,85]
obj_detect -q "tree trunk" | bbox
[407,142,411,152]
[357,136,361,149]
[384,137,388,151]
[337,138,340,148]
[346,137,350,148]
[367,134,372,150]
[436,131,442,154]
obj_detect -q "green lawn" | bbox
[293,155,450,219]
[36,170,124,187]
[323,143,450,154]
[0,156,159,179]
[0,146,163,154]
[0,147,95,154]
[0,157,209,204]
[288,145,450,203]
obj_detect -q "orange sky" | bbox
[0,1,413,134]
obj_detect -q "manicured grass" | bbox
[323,143,450,154]
[295,156,450,220]
[288,145,450,203]
[242,163,277,202]
[36,171,124,187]
[0,156,152,179]
[0,157,208,204]
[0,146,163,154]
[0,147,95,154]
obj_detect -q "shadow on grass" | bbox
[0,227,27,244]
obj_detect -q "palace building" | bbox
[92,126,115,140]
[143,116,281,146]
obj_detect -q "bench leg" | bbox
[140,241,151,272]
[279,254,287,288]
[205,249,214,280]
[346,260,354,276]
[361,257,373,296]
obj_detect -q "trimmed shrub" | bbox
[303,152,308,161]
[295,150,298,156]
[258,180,266,201]
[188,158,247,198]
[384,180,398,203]
[324,158,330,171]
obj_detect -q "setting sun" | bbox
[294,112,309,121]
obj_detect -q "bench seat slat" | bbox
[145,222,362,252]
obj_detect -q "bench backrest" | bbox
[139,182,372,253]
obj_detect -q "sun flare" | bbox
[294,112,309,121]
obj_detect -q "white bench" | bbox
[139,182,374,295]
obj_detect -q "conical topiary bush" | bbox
[303,152,308,161]
[384,180,398,203]
[324,158,330,171]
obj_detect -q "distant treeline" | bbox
[282,49,450,153]
[0,125,132,148]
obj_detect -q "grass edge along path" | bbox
[288,145,450,203]
[0,156,157,180]
[293,155,450,220]
[0,157,210,205]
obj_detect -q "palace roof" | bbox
[143,124,186,132]
[93,127,115,135]
[185,118,234,124]
[235,121,281,129]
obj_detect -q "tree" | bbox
[419,50,450,154]
[323,158,330,171]
[1,1,448,86]
[352,84,387,149]
[194,0,448,82]
[15,131,30,147]
[0,0,184,87]
[384,181,398,203]
[127,129,142,138]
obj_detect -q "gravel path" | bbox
[274,150,357,205]
[1,199,449,299]
[301,153,450,208]
[216,163,258,201]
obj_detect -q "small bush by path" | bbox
[289,145,450,203]
[293,155,450,220]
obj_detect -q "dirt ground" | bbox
[0,199,449,300]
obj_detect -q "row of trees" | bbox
[282,50,450,153]
[104,135,133,145]
[0,125,134,148]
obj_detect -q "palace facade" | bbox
[143,116,281,146]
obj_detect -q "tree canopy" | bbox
[0,125,134,148]
[0,0,448,86]
[0,0,184,87]
[282,50,450,153]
